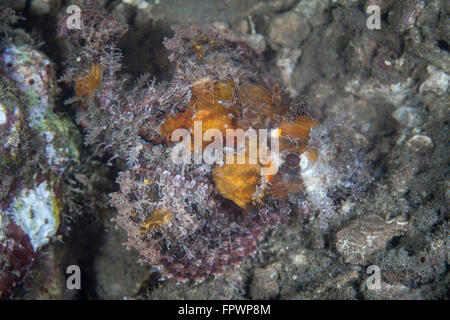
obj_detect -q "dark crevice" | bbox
[436,39,449,52]
[63,213,104,299]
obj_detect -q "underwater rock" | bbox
[336,215,409,265]
[0,217,35,299]
[249,262,281,299]
[363,281,423,300]
[269,11,311,49]
[1,44,80,168]
[0,16,81,298]
[419,65,449,95]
